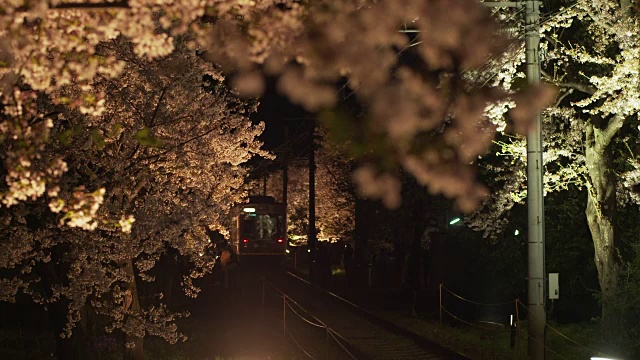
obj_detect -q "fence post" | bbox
[439,283,443,326]
[510,311,517,349]
[261,279,265,320]
[283,295,287,347]
[515,298,520,335]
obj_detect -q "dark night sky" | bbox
[245,78,314,178]
[251,77,313,154]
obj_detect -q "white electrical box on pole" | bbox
[549,273,559,300]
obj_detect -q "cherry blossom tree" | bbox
[0,35,267,359]
[0,1,556,355]
[0,0,553,215]
[250,128,355,243]
[470,0,640,320]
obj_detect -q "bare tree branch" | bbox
[557,81,596,96]
[148,87,167,128]
[554,89,573,107]
[541,69,596,95]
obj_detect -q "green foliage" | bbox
[90,128,105,150]
[473,220,527,301]
[544,189,600,322]
[58,127,79,146]
[135,126,163,147]
[601,242,640,358]
[319,109,392,167]
[107,122,123,139]
[615,204,640,260]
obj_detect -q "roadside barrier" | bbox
[439,283,613,359]
[260,277,358,360]
[516,299,612,359]
[439,284,518,328]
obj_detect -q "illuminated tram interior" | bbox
[232,196,287,257]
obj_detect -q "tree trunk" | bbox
[44,300,89,360]
[39,254,81,360]
[123,258,144,360]
[72,305,90,359]
[47,300,74,360]
[584,121,621,319]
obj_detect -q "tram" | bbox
[230,195,287,258]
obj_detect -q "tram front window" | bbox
[241,214,284,240]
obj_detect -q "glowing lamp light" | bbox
[277,238,284,243]
[514,229,520,236]
[243,207,256,213]
[449,217,461,225]
[286,249,290,254]
[243,239,249,243]
[591,358,618,360]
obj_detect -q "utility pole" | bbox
[482,1,546,358]
[524,1,546,359]
[404,1,548,356]
[402,2,546,356]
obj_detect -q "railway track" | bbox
[253,265,470,360]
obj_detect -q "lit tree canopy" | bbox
[0,1,558,357]
[251,127,355,243]
[0,35,267,351]
[0,0,554,214]
[470,0,640,319]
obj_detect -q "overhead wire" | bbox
[337,33,422,105]
[473,2,581,87]
[335,43,385,98]
[268,127,312,155]
[245,126,311,178]
[283,3,576,141]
